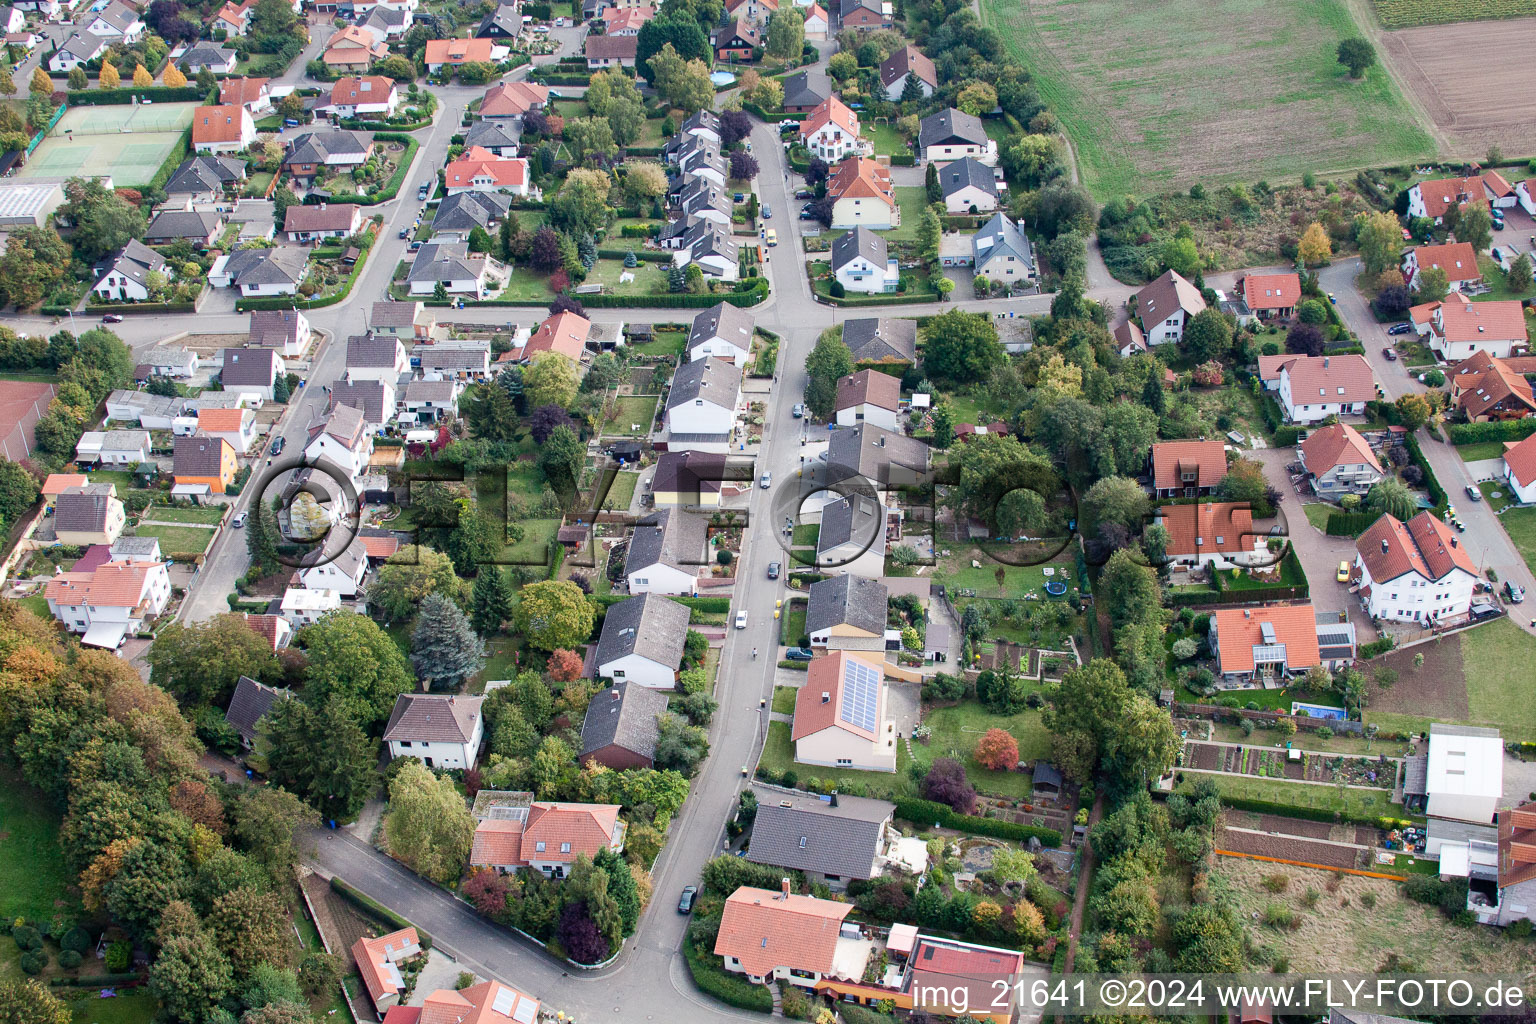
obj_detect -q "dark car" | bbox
[794,188,814,199]
[1505,581,1525,604]
[270,436,285,455]
[768,561,780,579]
[1388,322,1414,335]
[409,240,423,252]
[398,228,409,239]
[1382,346,1398,360]
[785,647,814,661]
[101,313,124,323]
[678,886,697,913]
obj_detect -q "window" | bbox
[836,758,853,765]
[535,841,546,852]
[399,741,412,747]
[560,842,571,853]
[612,670,625,679]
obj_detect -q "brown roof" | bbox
[584,34,637,59]
[524,311,590,361]
[792,651,884,742]
[1434,293,1526,344]
[198,407,247,433]
[44,560,159,608]
[1136,269,1206,328]
[53,484,117,534]
[360,535,401,559]
[1156,501,1253,559]
[799,96,858,141]
[424,37,496,63]
[42,473,88,497]
[192,104,245,145]
[382,694,484,743]
[479,80,549,118]
[324,25,386,62]
[1113,319,1145,353]
[1451,352,1536,419]
[243,613,288,650]
[350,927,418,1004]
[174,433,233,478]
[834,368,900,413]
[1498,801,1536,889]
[1300,422,1382,475]
[827,156,894,209]
[879,44,935,88]
[469,801,622,867]
[1241,272,1301,311]
[1411,241,1481,283]
[1150,440,1227,491]
[1356,511,1478,585]
[218,76,269,107]
[1212,604,1320,675]
[330,75,393,105]
[713,886,852,978]
[285,202,360,233]
[1281,354,1375,407]
[1413,175,1483,220]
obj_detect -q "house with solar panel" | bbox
[792,651,897,772]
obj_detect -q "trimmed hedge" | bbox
[894,797,1061,846]
[528,72,595,85]
[1325,511,1376,537]
[349,133,421,206]
[673,596,731,613]
[1273,425,1301,447]
[1360,636,1396,660]
[596,247,671,263]
[82,299,197,314]
[1167,585,1308,608]
[329,877,434,949]
[1448,418,1536,445]
[339,117,434,132]
[683,937,774,1012]
[1404,431,1446,510]
[49,973,142,987]
[426,279,770,309]
[67,85,214,105]
[1215,793,1389,827]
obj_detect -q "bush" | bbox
[683,937,773,1012]
[10,924,42,950]
[1447,419,1536,445]
[59,949,83,970]
[61,927,90,954]
[893,797,1061,846]
[19,949,47,974]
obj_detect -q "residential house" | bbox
[324,75,399,118]
[213,0,256,34]
[443,147,535,196]
[970,213,1035,284]
[322,25,388,70]
[626,508,709,595]
[40,473,89,504]
[782,69,832,113]
[345,332,408,383]
[816,493,887,574]
[105,391,184,429]
[1272,354,1374,424]
[165,155,248,203]
[520,310,589,363]
[249,309,312,356]
[47,33,106,72]
[1354,511,1479,624]
[802,2,828,37]
[579,681,670,769]
[676,220,740,281]
[329,378,396,431]
[413,342,493,380]
[241,612,292,652]
[940,157,998,215]
[172,434,237,495]
[1113,320,1147,360]
[1478,801,1536,926]
[1153,501,1260,568]
[478,80,549,119]
[283,202,363,243]
[283,130,375,180]
[405,242,508,299]
[825,422,930,496]
[403,984,540,1024]
[1208,604,1322,682]
[134,349,199,380]
[805,573,886,652]
[1404,241,1482,292]
[469,796,625,877]
[93,240,170,302]
[793,651,896,772]
[144,208,224,246]
[834,369,900,430]
[351,928,421,1015]
[208,246,308,296]
[1407,173,1516,223]
[664,356,740,452]
[671,178,733,232]
[747,785,905,887]
[827,155,896,229]
[713,885,853,985]
[583,32,636,67]
[44,560,172,649]
[179,45,238,74]
[359,5,412,40]
[672,139,728,187]
[76,429,150,466]
[674,109,722,147]
[831,227,897,294]
[220,347,283,401]
[1134,269,1206,345]
[196,407,256,453]
[838,0,889,28]
[279,587,341,626]
[724,0,774,22]
[53,484,126,547]
[224,675,291,750]
[305,403,372,481]
[12,0,57,20]
[219,76,272,115]
[594,592,690,689]
[369,300,435,340]
[424,37,506,71]
[1409,291,1526,362]
[85,3,144,44]
[1149,439,1227,497]
[799,96,862,163]
[400,379,460,423]
[1417,723,1503,857]
[0,4,28,29]
[1449,351,1536,421]
[297,542,368,597]
[383,693,484,768]
[461,120,521,157]
[714,16,758,59]
[1503,431,1536,504]
[917,107,994,164]
[687,302,755,363]
[651,450,730,507]
[879,44,934,101]
[1239,272,1301,320]
[842,317,916,368]
[1299,422,1383,499]
[476,3,524,37]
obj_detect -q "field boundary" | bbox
[1214,848,1409,880]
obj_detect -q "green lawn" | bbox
[866,122,908,158]
[1492,498,1536,580]
[1302,503,1332,531]
[1179,773,1413,823]
[1459,617,1536,740]
[501,517,561,564]
[87,470,137,489]
[772,685,798,714]
[791,523,819,547]
[911,699,1052,799]
[497,260,669,300]
[880,187,929,242]
[0,771,70,925]
[142,505,226,525]
[931,551,1083,601]
[1457,441,1510,463]
[68,989,160,1024]
[604,395,659,436]
[628,329,687,357]
[478,639,521,685]
[17,594,50,620]
[760,721,914,799]
[1475,256,1536,304]
[977,0,1434,197]
[601,470,639,511]
[244,170,274,198]
[131,524,215,556]
[780,604,806,646]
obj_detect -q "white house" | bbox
[304,403,372,482]
[1298,422,1383,500]
[383,694,484,769]
[345,332,408,384]
[1134,269,1206,345]
[826,156,897,230]
[713,886,853,986]
[1274,354,1374,424]
[916,107,995,165]
[323,75,399,118]
[792,651,897,772]
[593,592,689,689]
[831,227,897,294]
[805,574,886,653]
[208,247,308,297]
[76,429,150,466]
[48,33,106,72]
[1407,172,1515,223]
[44,560,171,649]
[676,221,739,282]
[469,796,627,879]
[93,240,170,303]
[833,368,900,430]
[249,309,312,357]
[970,213,1036,285]
[1153,501,1263,569]
[664,356,740,452]
[1411,291,1527,362]
[686,302,755,364]
[1354,511,1479,625]
[878,44,934,101]
[399,380,460,423]
[196,407,256,453]
[1503,432,1536,504]
[280,588,341,626]
[405,243,508,299]
[798,96,862,163]
[84,0,143,40]
[939,157,998,215]
[297,542,367,598]
[1404,241,1482,293]
[625,509,707,595]
[220,347,283,402]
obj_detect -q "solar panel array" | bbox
[840,658,880,733]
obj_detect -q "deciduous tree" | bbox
[514,580,595,651]
[922,308,1003,382]
[298,611,414,730]
[973,727,1019,771]
[1298,222,1332,266]
[1336,37,1375,78]
[384,759,476,883]
[147,614,281,708]
[1355,210,1402,275]
[922,757,975,813]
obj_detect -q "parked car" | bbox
[1466,485,1482,501]
[760,471,771,489]
[767,561,780,579]
[1382,346,1398,360]
[283,118,300,127]
[231,511,248,528]
[799,205,816,220]
[409,240,423,252]
[1337,561,1351,583]
[1506,581,1526,604]
[733,192,746,203]
[794,188,814,200]
[270,436,285,455]
[792,403,804,418]
[678,886,697,914]
[1388,322,1413,335]
[785,647,814,661]
[734,610,748,629]
[762,204,772,219]
[101,313,124,323]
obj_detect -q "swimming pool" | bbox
[1290,701,1346,720]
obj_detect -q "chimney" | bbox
[1243,608,1250,618]
[830,790,839,807]
[1382,539,1389,554]
[780,877,791,898]
[1450,536,1458,547]
[611,687,621,700]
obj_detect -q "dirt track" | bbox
[1381,17,1536,158]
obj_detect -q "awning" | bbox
[81,621,129,650]
[171,483,212,495]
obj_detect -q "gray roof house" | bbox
[346,332,406,373]
[579,681,671,769]
[405,242,503,298]
[249,310,310,354]
[827,422,930,487]
[285,129,374,172]
[53,483,119,539]
[93,239,169,300]
[211,246,307,294]
[971,212,1036,282]
[687,301,755,363]
[220,347,281,391]
[817,493,886,567]
[831,226,888,275]
[745,785,896,885]
[782,69,832,111]
[225,675,291,748]
[144,208,223,246]
[940,156,998,209]
[432,190,512,238]
[164,155,247,199]
[626,508,709,593]
[462,119,521,157]
[476,2,522,36]
[917,107,989,158]
[179,44,237,73]
[841,317,917,366]
[382,693,484,748]
[329,379,392,427]
[805,573,889,645]
[593,593,691,689]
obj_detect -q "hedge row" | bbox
[893,797,1061,846]
[1448,418,1536,445]
[595,247,671,263]
[1360,636,1396,660]
[348,134,421,205]
[425,280,769,309]
[529,73,597,85]
[82,300,197,315]
[683,938,774,1012]
[1325,511,1377,537]
[49,973,142,987]
[672,596,731,613]
[66,85,214,105]
[1404,431,1446,510]
[1167,585,1309,608]
[329,877,434,949]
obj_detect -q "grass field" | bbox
[601,470,639,511]
[605,395,659,436]
[501,517,561,564]
[760,720,914,799]
[1302,503,1333,531]
[1458,441,1509,462]
[1183,773,1407,821]
[0,771,70,925]
[978,0,1434,196]
[142,505,227,525]
[912,699,1052,799]
[628,329,687,357]
[16,594,50,620]
[130,524,215,555]
[67,989,159,1024]
[880,187,928,242]
[772,684,797,714]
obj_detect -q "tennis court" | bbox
[16,102,198,187]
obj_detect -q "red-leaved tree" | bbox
[973,728,1019,772]
[462,868,509,918]
[922,757,976,814]
[547,649,583,682]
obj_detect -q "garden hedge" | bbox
[67,85,214,105]
[329,877,434,949]
[683,937,774,1012]
[347,133,421,206]
[1214,793,1385,826]
[673,596,731,613]
[1325,511,1377,537]
[425,279,770,309]
[595,247,671,263]
[1448,418,1536,444]
[1404,431,1446,510]
[49,973,142,987]
[893,797,1061,846]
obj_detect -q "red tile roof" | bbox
[1434,292,1526,344]
[242,613,288,650]
[1504,432,1536,488]
[1413,175,1483,220]
[799,96,858,141]
[479,81,549,118]
[827,155,894,209]
[44,560,160,608]
[1411,241,1481,283]
[360,535,401,559]
[1156,501,1253,558]
[1241,272,1301,311]
[1150,440,1227,491]
[1300,422,1382,475]
[42,473,88,497]
[218,76,269,107]
[713,886,852,978]
[350,927,419,1005]
[1356,511,1478,586]
[444,147,530,190]
[197,407,247,433]
[470,802,622,867]
[424,37,496,64]
[1281,354,1375,407]
[1450,351,1536,420]
[524,310,590,361]
[792,651,883,742]
[1212,604,1320,675]
[192,104,246,145]
[331,75,394,105]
